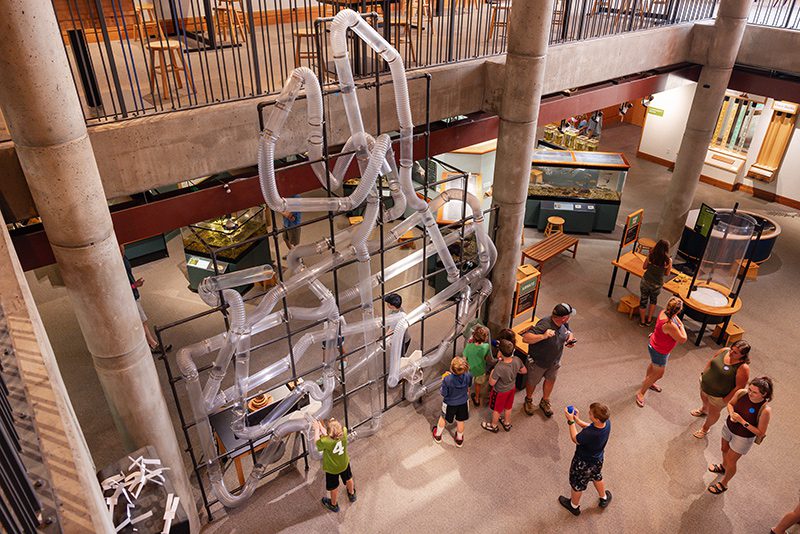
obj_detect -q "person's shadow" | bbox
[662,428,708,500]
[677,493,733,534]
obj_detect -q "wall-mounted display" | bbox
[748,100,798,182]
[525,150,630,232]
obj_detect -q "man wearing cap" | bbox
[521,303,577,417]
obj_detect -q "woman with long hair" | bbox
[707,377,773,494]
[636,296,687,407]
[691,340,751,438]
[639,239,672,327]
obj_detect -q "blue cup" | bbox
[567,405,574,414]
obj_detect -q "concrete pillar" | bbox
[487,0,554,333]
[0,2,199,531]
[657,0,751,246]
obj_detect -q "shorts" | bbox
[442,401,469,423]
[325,464,353,490]
[569,456,604,492]
[489,388,516,413]
[474,373,487,385]
[527,361,560,387]
[640,279,662,308]
[721,424,755,455]
[136,300,147,322]
[648,344,669,367]
[284,226,301,246]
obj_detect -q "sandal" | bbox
[707,482,727,495]
[690,408,707,417]
[635,394,645,408]
[499,418,512,432]
[481,421,499,433]
[693,429,708,439]
[708,463,726,474]
[649,384,662,393]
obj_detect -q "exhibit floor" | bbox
[26,123,800,533]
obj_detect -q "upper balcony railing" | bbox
[748,0,800,29]
[52,0,718,124]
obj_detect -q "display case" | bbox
[525,150,630,233]
[181,207,271,291]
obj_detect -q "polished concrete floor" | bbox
[27,122,800,533]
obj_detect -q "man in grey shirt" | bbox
[522,303,577,417]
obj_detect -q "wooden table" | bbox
[210,384,319,486]
[608,251,743,345]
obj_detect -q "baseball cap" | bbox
[553,303,576,318]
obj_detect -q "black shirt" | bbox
[575,420,611,461]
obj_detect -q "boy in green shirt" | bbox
[314,418,356,512]
[463,325,490,406]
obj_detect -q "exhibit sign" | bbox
[694,204,716,238]
[513,269,540,318]
[647,107,665,117]
[622,209,644,249]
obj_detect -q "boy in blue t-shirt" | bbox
[559,402,613,516]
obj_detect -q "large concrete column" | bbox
[487,0,554,333]
[657,0,751,245]
[0,2,199,531]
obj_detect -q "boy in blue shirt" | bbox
[432,356,472,447]
[559,402,613,516]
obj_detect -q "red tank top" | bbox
[649,315,678,355]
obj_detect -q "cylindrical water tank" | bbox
[692,212,757,308]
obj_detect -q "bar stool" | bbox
[544,216,565,236]
[134,3,164,41]
[487,0,510,40]
[148,40,194,95]
[215,0,247,43]
[393,22,417,64]
[635,236,656,256]
[293,27,320,69]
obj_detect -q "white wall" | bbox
[638,84,800,203]
[638,83,696,162]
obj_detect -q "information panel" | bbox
[622,209,644,249]
[513,270,540,318]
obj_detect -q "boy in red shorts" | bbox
[482,339,527,432]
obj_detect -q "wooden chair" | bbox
[409,0,434,34]
[634,236,656,256]
[487,1,510,40]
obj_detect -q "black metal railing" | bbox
[0,306,59,534]
[51,0,719,123]
[748,0,800,29]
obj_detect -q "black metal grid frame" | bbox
[154,67,498,521]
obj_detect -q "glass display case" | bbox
[525,150,630,233]
[182,207,271,291]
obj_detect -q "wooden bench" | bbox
[521,232,579,270]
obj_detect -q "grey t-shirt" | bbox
[529,316,570,369]
[491,357,524,393]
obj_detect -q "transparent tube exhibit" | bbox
[177,9,496,507]
[693,212,757,307]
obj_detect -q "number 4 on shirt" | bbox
[332,441,345,455]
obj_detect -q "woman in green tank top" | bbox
[691,340,751,438]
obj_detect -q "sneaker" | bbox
[599,490,612,508]
[432,426,442,443]
[347,490,357,503]
[454,434,464,448]
[539,398,554,418]
[558,495,580,516]
[524,397,535,416]
[321,497,339,513]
